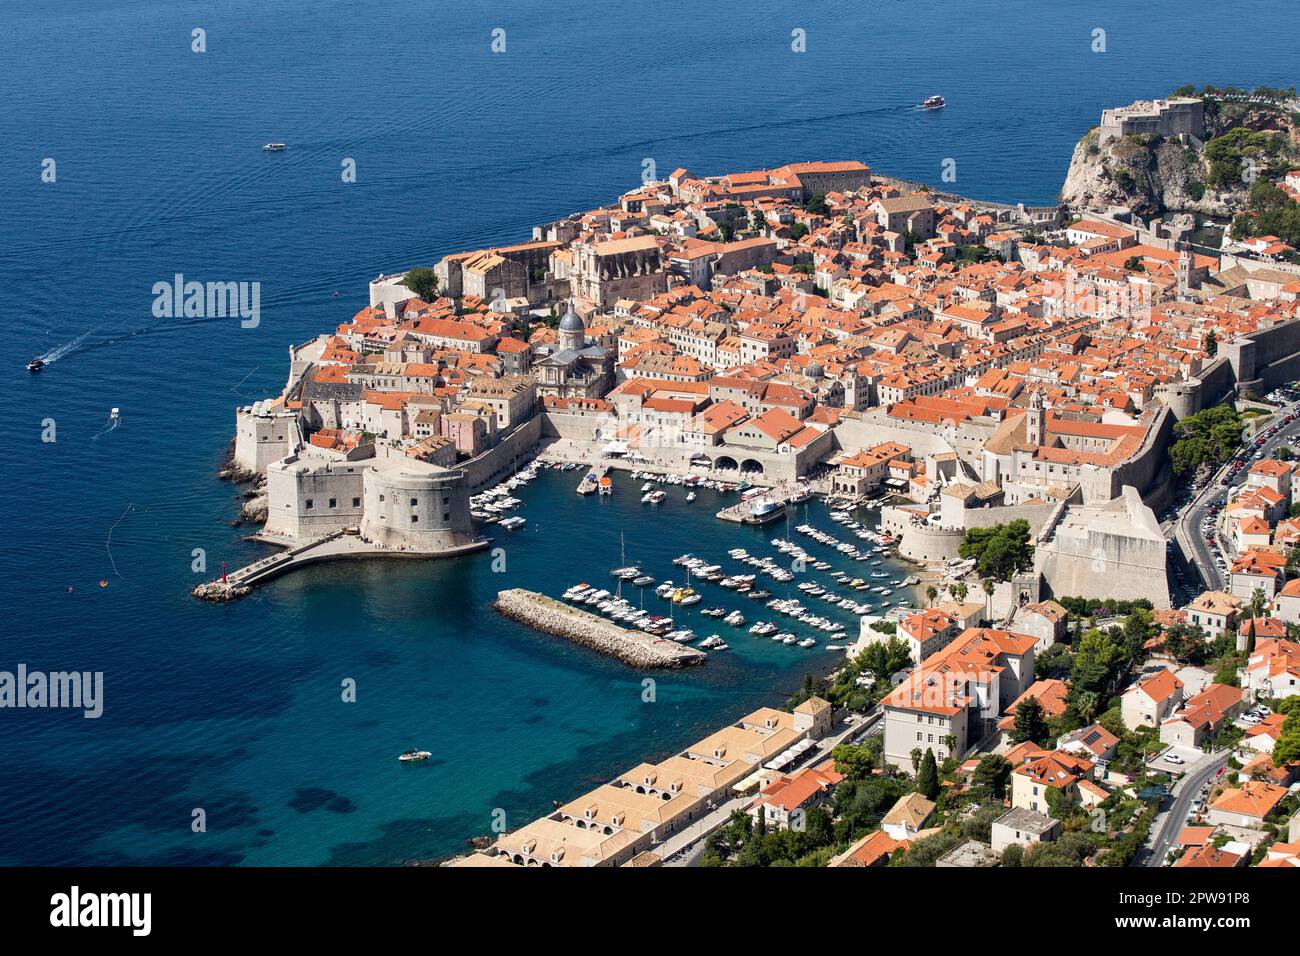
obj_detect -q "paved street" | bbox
[1141,749,1229,867]
[1172,396,1300,594]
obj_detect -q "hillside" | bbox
[1060,93,1300,217]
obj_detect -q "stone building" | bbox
[532,303,615,399]
[571,236,666,307]
[1099,97,1205,143]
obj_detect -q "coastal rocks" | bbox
[191,580,252,602]
[494,588,706,669]
[218,457,260,484]
[1060,126,1245,217]
[240,491,269,524]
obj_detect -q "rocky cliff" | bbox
[1060,98,1299,217]
[1059,127,1245,218]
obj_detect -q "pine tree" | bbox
[916,749,939,800]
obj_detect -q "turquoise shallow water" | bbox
[3,0,1297,864]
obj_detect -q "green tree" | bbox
[915,749,939,799]
[926,585,938,607]
[972,754,1012,799]
[401,266,439,301]
[1163,621,1209,664]
[1012,695,1052,745]
[1067,628,1128,723]
[959,520,1033,581]
[1001,843,1024,866]
[831,742,877,780]
[1169,403,1243,475]
[859,636,912,686]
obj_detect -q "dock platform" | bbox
[494,589,706,668]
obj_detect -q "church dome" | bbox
[558,302,585,334]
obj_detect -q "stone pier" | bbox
[494,589,706,668]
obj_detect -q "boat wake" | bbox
[91,408,122,441]
[35,329,94,365]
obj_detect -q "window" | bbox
[410,498,418,507]
[305,499,313,509]
[352,497,360,508]
[328,498,336,509]
[916,732,922,741]
[443,512,451,521]
[411,514,419,523]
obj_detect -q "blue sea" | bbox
[2,0,1295,865]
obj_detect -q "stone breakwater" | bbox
[494,589,706,669]
[192,580,252,601]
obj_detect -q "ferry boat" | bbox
[399,748,431,763]
[922,95,945,110]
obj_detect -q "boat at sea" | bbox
[922,95,945,110]
[399,748,431,763]
[263,142,287,151]
[27,357,45,372]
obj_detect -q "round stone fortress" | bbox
[360,466,476,551]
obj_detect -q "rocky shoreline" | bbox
[494,588,706,669]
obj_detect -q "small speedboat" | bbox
[922,95,945,110]
[263,142,287,151]
[27,358,45,372]
[399,748,431,763]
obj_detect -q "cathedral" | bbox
[533,301,615,399]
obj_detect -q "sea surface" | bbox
[2,0,1295,865]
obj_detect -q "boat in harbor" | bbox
[399,748,431,763]
[922,95,945,110]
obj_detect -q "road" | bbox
[1172,397,1299,594]
[1141,750,1229,867]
